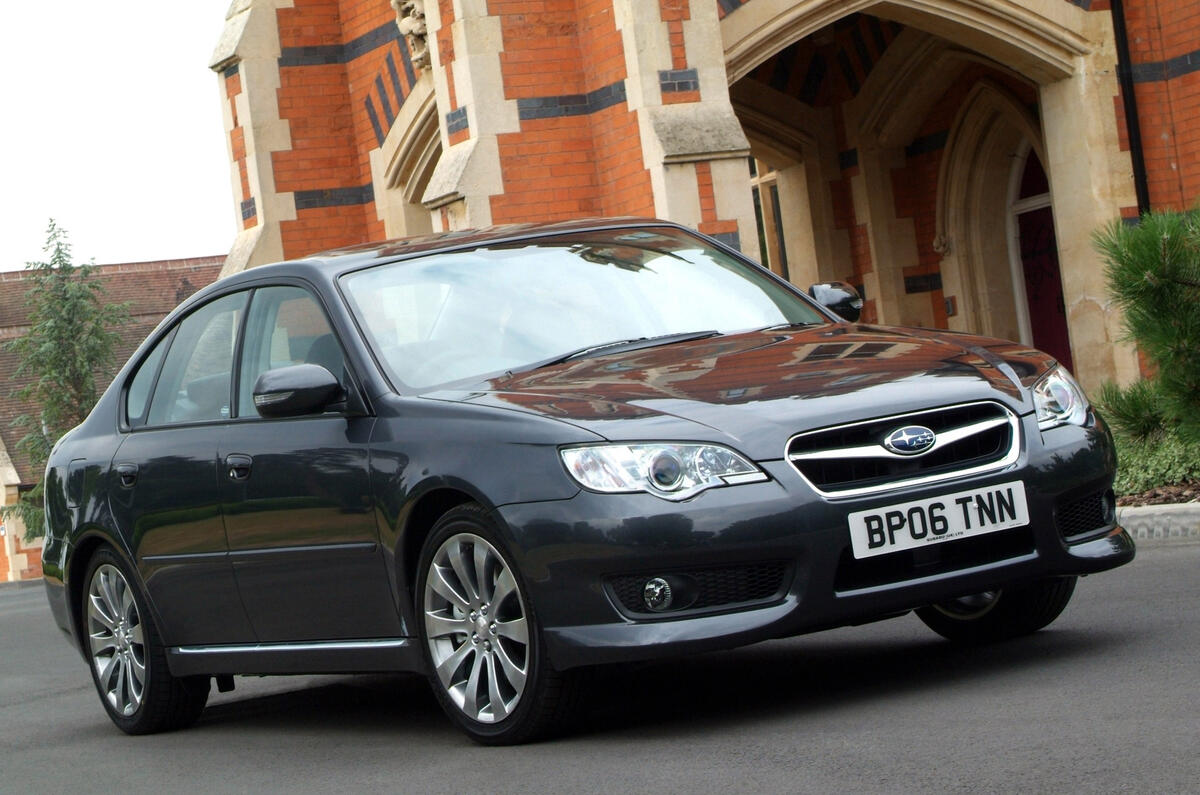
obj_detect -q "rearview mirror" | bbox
[808,282,863,322]
[252,364,344,418]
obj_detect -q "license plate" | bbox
[847,481,1029,559]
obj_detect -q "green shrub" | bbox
[1096,378,1167,441]
[1111,430,1200,497]
[1095,209,1200,444]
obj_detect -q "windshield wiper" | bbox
[517,330,721,372]
[752,321,826,332]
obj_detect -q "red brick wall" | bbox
[490,0,654,223]
[1122,0,1200,208]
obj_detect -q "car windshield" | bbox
[339,226,827,389]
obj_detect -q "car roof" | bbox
[173,217,698,315]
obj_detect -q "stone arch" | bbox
[373,74,440,239]
[934,80,1048,340]
[851,28,1031,150]
[722,0,1091,87]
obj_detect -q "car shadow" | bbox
[191,623,1136,741]
[573,624,1133,739]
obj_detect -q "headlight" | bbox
[560,443,767,501]
[1033,365,1089,430]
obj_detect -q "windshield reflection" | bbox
[340,227,825,389]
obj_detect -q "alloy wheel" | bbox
[423,532,530,723]
[87,563,147,717]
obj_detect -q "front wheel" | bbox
[915,576,1078,643]
[416,504,580,744]
[82,546,209,734]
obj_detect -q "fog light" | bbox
[643,577,673,611]
[1102,490,1117,524]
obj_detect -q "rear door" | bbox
[109,291,255,646]
[218,284,402,642]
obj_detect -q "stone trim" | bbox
[516,81,628,120]
[294,184,375,210]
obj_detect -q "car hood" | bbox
[426,324,1056,460]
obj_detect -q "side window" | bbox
[146,292,248,426]
[237,286,344,418]
[125,332,171,428]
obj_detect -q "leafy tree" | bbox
[2,221,126,540]
[1094,209,1200,444]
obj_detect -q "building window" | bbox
[749,158,790,282]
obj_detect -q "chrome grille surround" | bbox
[785,401,1022,498]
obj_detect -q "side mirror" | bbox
[808,281,864,322]
[252,364,344,418]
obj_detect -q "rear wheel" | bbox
[916,576,1078,643]
[82,546,209,734]
[416,504,580,744]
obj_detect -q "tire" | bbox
[915,576,1078,644]
[415,504,580,744]
[82,546,209,734]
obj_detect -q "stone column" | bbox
[1040,11,1141,390]
[209,0,297,274]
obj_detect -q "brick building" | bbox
[209,0,1198,392]
[0,257,223,582]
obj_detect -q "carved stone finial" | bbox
[391,0,429,70]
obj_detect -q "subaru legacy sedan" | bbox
[42,219,1133,743]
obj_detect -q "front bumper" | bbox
[495,414,1134,670]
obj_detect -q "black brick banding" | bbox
[517,81,628,120]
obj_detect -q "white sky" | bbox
[1,3,235,272]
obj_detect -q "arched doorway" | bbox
[1008,144,1074,370]
[729,9,1077,356]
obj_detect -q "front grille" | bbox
[1056,491,1112,539]
[607,561,789,617]
[787,401,1019,496]
[834,527,1035,592]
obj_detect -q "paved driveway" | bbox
[3,541,1197,793]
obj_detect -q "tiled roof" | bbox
[0,256,224,485]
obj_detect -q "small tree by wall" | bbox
[1094,209,1200,444]
[1,222,125,540]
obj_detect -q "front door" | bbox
[219,285,402,642]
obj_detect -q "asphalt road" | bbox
[3,541,1197,794]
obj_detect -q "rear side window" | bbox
[125,333,171,428]
[146,292,248,426]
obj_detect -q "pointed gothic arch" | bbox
[722,0,1091,87]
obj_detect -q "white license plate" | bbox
[847,481,1029,559]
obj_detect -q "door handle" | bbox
[225,454,253,482]
[115,462,138,488]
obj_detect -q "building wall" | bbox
[211,0,1198,391]
[0,256,223,581]
[1121,0,1200,208]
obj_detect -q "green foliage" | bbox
[1,221,126,540]
[1111,430,1200,497]
[1094,209,1200,444]
[1096,378,1167,440]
